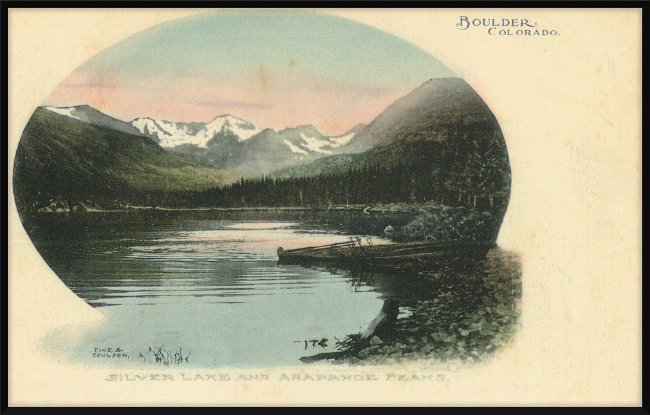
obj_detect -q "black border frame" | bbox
[2,1,646,410]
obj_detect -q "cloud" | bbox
[311,81,402,97]
[58,82,151,90]
[190,100,273,110]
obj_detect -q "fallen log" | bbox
[278,241,495,269]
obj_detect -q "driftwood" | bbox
[278,241,495,269]
[298,351,345,363]
[283,241,353,253]
[299,299,399,364]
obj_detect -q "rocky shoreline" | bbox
[323,249,523,366]
[336,296,521,366]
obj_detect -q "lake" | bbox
[24,210,522,368]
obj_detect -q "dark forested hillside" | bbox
[129,142,506,213]
[271,77,512,222]
[342,77,489,152]
[12,108,238,213]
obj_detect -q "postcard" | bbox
[7,8,641,406]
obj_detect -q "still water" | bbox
[25,210,521,368]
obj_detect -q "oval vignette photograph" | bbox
[12,10,521,369]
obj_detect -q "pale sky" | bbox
[44,10,458,136]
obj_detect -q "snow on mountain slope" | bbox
[206,115,261,141]
[328,132,355,147]
[283,139,308,154]
[43,106,81,120]
[132,115,262,148]
[299,133,333,154]
[133,114,361,156]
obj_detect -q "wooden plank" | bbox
[285,241,353,253]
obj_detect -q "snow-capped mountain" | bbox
[275,125,339,155]
[131,114,262,148]
[286,126,359,153]
[164,123,364,177]
[40,105,365,178]
[131,114,362,157]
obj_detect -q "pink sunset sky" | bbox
[45,69,415,136]
[43,11,456,136]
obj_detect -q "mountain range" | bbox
[14,77,511,222]
[134,119,364,177]
[131,114,362,154]
[40,105,366,178]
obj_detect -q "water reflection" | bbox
[24,211,521,367]
[32,212,391,367]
